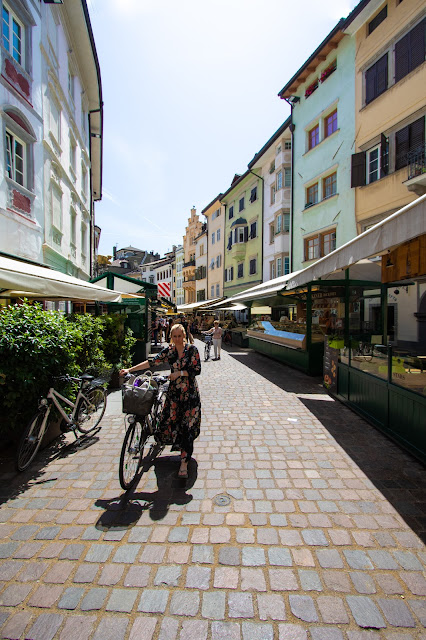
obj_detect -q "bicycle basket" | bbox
[122,372,158,416]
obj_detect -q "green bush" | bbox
[0,303,136,439]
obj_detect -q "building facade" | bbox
[0,0,103,279]
[195,223,207,301]
[248,119,291,283]
[182,206,202,304]
[202,194,225,300]
[174,244,184,306]
[279,20,356,273]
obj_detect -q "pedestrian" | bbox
[152,317,159,345]
[203,320,223,360]
[166,316,174,342]
[181,316,194,344]
[119,323,201,478]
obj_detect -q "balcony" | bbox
[183,260,196,268]
[404,145,426,196]
[229,242,246,262]
[183,277,196,290]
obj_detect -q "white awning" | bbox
[176,298,223,312]
[0,256,123,302]
[225,271,303,303]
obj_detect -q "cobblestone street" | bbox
[0,339,425,640]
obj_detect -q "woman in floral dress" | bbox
[120,324,201,478]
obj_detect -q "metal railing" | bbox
[407,144,426,181]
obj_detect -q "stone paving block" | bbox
[37,542,65,558]
[140,544,166,564]
[17,560,49,582]
[26,612,63,640]
[73,563,99,583]
[81,526,102,540]
[138,589,169,613]
[214,566,239,589]
[278,624,308,640]
[35,526,61,540]
[124,565,151,587]
[310,629,345,640]
[350,571,376,594]
[0,583,32,606]
[269,568,298,591]
[257,593,286,620]
[59,543,85,560]
[268,547,292,566]
[80,587,108,610]
[112,543,140,563]
[0,611,31,640]
[59,615,97,640]
[168,527,189,542]
[236,528,255,544]
[13,541,42,558]
[228,592,254,618]
[317,595,350,623]
[202,590,226,619]
[241,567,267,591]
[409,599,426,626]
[154,565,182,587]
[393,550,424,570]
[367,550,399,570]
[128,526,152,543]
[398,571,426,595]
[346,596,386,629]
[98,563,125,585]
[169,589,200,616]
[323,570,351,592]
[179,619,208,640]
[211,621,241,640]
[316,549,344,568]
[186,565,211,589]
[377,598,416,627]
[298,569,323,591]
[289,594,319,622]
[128,616,158,640]
[242,622,274,640]
[158,616,179,640]
[279,530,302,545]
[28,584,64,608]
[10,524,39,540]
[301,529,329,546]
[92,616,129,640]
[44,560,74,583]
[219,546,240,565]
[57,586,85,610]
[106,588,138,613]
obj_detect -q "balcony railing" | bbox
[407,145,426,181]
[183,260,195,268]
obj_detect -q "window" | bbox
[216,284,220,297]
[225,266,234,282]
[270,185,276,204]
[210,258,215,269]
[235,226,247,243]
[199,245,204,256]
[82,164,88,198]
[276,171,283,190]
[68,68,75,103]
[50,99,60,144]
[217,229,220,242]
[70,137,76,174]
[308,124,319,150]
[51,186,62,230]
[284,167,291,187]
[269,161,275,173]
[211,285,215,298]
[5,129,25,185]
[365,53,388,104]
[250,186,257,202]
[276,214,282,234]
[283,212,290,232]
[395,116,425,170]
[395,19,426,83]
[324,110,337,138]
[368,5,387,35]
[212,208,220,220]
[149,275,154,284]
[276,144,282,154]
[239,196,245,212]
[276,257,282,277]
[284,141,291,150]
[284,257,290,275]
[212,233,215,245]
[70,208,76,246]
[250,221,257,239]
[323,230,336,255]
[216,254,221,268]
[269,223,275,243]
[249,258,256,275]
[270,262,275,279]
[304,229,336,261]
[306,183,318,207]
[367,145,380,183]
[2,4,23,65]
[81,224,87,258]
[229,205,234,219]
[237,263,244,278]
[323,172,337,199]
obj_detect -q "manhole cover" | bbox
[214,494,231,507]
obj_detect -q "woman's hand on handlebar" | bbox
[119,368,130,376]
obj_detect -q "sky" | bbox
[88,0,358,259]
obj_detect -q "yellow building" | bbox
[346,0,425,231]
[182,207,202,304]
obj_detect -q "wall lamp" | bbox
[288,95,300,105]
[90,133,101,138]
[43,0,63,4]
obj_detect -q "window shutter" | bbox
[410,19,426,72]
[227,232,232,250]
[244,226,249,242]
[376,54,388,96]
[230,266,234,280]
[395,32,410,82]
[380,133,389,176]
[351,152,366,187]
[365,65,376,104]
[410,116,425,154]
[395,125,409,170]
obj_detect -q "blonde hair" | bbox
[214,320,219,326]
[169,323,187,345]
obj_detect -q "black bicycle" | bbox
[119,374,169,490]
[203,334,212,361]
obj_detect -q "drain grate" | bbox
[214,494,231,507]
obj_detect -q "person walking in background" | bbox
[203,320,223,360]
[120,324,201,478]
[166,316,174,342]
[152,317,159,346]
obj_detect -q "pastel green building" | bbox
[222,170,263,297]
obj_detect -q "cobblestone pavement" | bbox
[0,339,425,640]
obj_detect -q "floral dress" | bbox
[151,343,201,454]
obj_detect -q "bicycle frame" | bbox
[44,384,92,428]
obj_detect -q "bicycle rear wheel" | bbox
[16,410,48,472]
[76,387,107,433]
[119,419,149,490]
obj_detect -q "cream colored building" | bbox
[202,195,225,300]
[346,0,425,230]
[182,207,202,304]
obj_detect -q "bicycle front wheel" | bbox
[76,387,107,433]
[16,410,48,472]
[119,419,148,490]
[204,343,210,361]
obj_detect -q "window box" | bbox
[305,80,318,99]
[320,61,337,83]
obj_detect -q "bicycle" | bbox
[119,373,169,490]
[203,334,212,361]
[16,374,108,472]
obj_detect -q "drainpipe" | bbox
[248,169,264,282]
[283,97,297,273]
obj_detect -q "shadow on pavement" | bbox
[94,456,197,530]
[226,347,426,543]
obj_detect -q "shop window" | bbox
[306,183,318,207]
[323,172,337,199]
[365,53,388,104]
[395,19,425,83]
[324,110,337,138]
[308,124,319,150]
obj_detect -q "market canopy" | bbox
[0,255,123,302]
[176,298,224,312]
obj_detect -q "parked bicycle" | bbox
[16,374,108,472]
[119,373,169,490]
[203,334,212,361]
